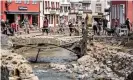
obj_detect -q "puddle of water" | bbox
[21,46,77,63]
[15,45,78,80]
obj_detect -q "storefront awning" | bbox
[5,11,40,14]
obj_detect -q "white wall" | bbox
[90,0,110,28]
[40,0,60,28]
[40,0,44,28]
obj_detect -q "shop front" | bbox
[5,6,39,25]
[1,1,40,27]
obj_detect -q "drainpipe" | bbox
[43,0,45,16]
[110,1,112,27]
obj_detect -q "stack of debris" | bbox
[49,42,133,80]
[1,50,39,80]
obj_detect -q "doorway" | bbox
[20,14,24,22]
[6,14,14,24]
[32,15,38,25]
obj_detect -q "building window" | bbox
[48,1,50,8]
[45,1,47,8]
[117,5,119,19]
[60,6,63,12]
[53,2,55,9]
[95,4,102,13]
[56,2,58,9]
[64,6,68,12]
[114,5,116,19]
[67,0,70,2]
[7,0,12,3]
[62,0,65,2]
[51,2,53,9]
[97,0,100,2]
[24,0,29,4]
[58,2,59,9]
[15,0,21,3]
[32,0,37,4]
[112,5,115,19]
[57,16,59,24]
[51,15,53,24]
[51,2,55,9]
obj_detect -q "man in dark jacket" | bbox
[68,20,73,36]
[125,18,130,31]
[103,18,108,35]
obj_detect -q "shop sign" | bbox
[18,6,28,10]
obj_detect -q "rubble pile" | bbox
[1,50,39,80]
[49,42,133,80]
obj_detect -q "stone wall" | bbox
[1,66,9,80]
[1,50,39,80]
[10,35,81,46]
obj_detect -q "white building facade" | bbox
[60,0,70,25]
[91,0,111,28]
[40,0,60,28]
[80,0,92,19]
[69,1,83,23]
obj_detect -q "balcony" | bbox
[83,9,92,13]
[69,9,78,14]
[79,0,91,4]
[50,10,56,14]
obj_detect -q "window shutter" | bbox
[53,2,55,9]
[51,2,52,9]
[48,1,49,9]
[45,1,47,9]
[58,2,59,9]
[56,2,57,9]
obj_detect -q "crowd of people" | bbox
[92,18,132,36]
[1,19,18,36]
[93,18,108,35]
[1,16,132,37]
[1,18,32,36]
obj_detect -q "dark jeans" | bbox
[42,28,48,34]
[93,25,97,35]
[69,27,73,36]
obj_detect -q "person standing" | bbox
[97,19,102,36]
[42,17,49,35]
[68,19,73,36]
[22,17,30,34]
[11,21,17,35]
[103,18,108,35]
[125,18,131,32]
[93,20,98,35]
